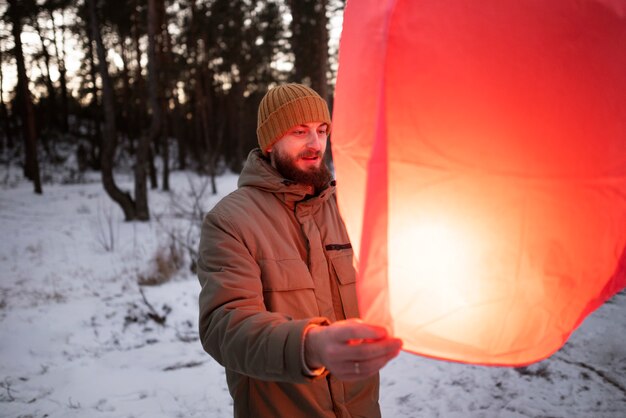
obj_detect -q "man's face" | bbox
[268,121,332,193]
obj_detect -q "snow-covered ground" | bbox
[1,168,624,417]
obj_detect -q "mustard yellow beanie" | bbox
[257,83,332,155]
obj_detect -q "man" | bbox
[197,83,402,417]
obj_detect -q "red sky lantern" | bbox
[332,0,626,366]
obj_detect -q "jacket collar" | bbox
[238,149,335,206]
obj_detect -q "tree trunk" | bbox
[136,0,165,217]
[313,0,329,101]
[160,0,171,192]
[288,0,329,100]
[161,100,170,191]
[120,41,132,142]
[0,46,15,151]
[172,90,186,170]
[196,71,220,194]
[186,2,207,173]
[230,80,245,172]
[187,75,204,171]
[34,19,59,131]
[145,0,159,192]
[149,147,158,189]
[9,0,42,194]
[49,9,69,133]
[131,4,144,155]
[88,0,136,220]
[85,15,101,170]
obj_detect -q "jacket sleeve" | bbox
[197,211,328,383]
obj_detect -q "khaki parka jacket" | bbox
[197,149,380,418]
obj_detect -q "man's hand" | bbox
[304,319,403,381]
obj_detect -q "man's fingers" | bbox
[330,320,390,343]
[332,336,402,363]
[348,337,403,362]
[313,320,402,380]
[325,337,402,373]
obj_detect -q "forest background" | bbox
[0,0,344,208]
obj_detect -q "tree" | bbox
[206,0,286,171]
[147,0,174,192]
[72,0,102,169]
[7,0,42,194]
[287,0,330,100]
[0,34,15,152]
[46,2,70,133]
[33,16,59,131]
[83,3,102,169]
[133,0,164,219]
[87,0,138,220]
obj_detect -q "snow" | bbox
[1,169,624,417]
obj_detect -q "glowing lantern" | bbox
[332,0,626,365]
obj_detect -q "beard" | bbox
[271,148,333,194]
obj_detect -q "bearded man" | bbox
[197,83,402,418]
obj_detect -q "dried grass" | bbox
[137,240,184,286]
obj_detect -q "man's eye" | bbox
[318,129,327,135]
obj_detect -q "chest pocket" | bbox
[328,249,360,319]
[259,259,319,319]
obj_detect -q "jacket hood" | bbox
[238,149,335,205]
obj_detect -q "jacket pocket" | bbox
[328,250,360,319]
[259,259,319,319]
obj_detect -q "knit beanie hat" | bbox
[257,83,332,154]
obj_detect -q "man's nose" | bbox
[306,131,323,150]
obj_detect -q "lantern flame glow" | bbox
[390,219,477,317]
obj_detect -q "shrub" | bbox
[137,238,184,286]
